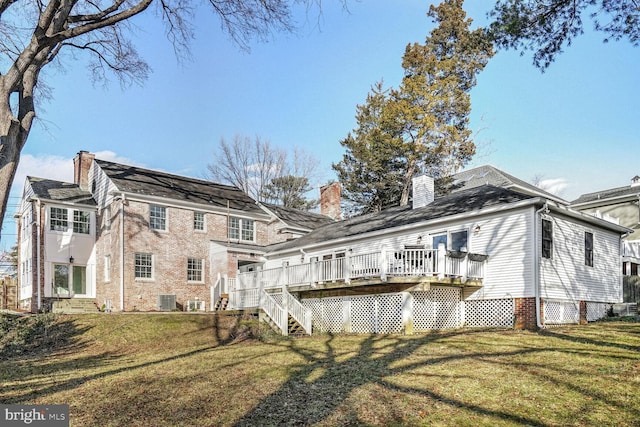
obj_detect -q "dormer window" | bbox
[631,175,640,187]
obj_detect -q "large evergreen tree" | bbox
[333,0,494,214]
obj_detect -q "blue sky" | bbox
[2,0,639,251]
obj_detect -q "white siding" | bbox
[465,208,535,300]
[540,213,622,303]
[265,206,537,301]
[89,162,118,208]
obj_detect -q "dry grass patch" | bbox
[1,313,639,426]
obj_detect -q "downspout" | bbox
[119,194,126,311]
[534,202,549,329]
[34,199,42,311]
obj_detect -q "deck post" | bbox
[380,250,388,281]
[461,251,468,284]
[437,243,446,279]
[281,282,289,336]
[345,250,352,284]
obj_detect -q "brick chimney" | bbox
[320,182,341,221]
[73,151,95,191]
[412,174,435,209]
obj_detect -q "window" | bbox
[542,219,553,259]
[149,205,166,230]
[135,253,153,279]
[73,210,90,234]
[228,217,255,241]
[104,206,111,232]
[187,258,203,282]
[432,233,447,250]
[585,231,594,267]
[50,207,68,231]
[104,255,111,282]
[450,230,468,251]
[194,212,205,231]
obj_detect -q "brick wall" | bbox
[514,297,540,330]
[95,199,271,311]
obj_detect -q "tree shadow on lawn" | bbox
[233,330,553,427]
[233,326,640,427]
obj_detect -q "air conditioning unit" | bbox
[185,300,205,312]
[157,294,176,311]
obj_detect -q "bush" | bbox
[0,313,70,359]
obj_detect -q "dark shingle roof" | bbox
[268,185,534,253]
[261,203,334,231]
[443,165,566,203]
[571,185,640,206]
[96,159,263,214]
[28,177,96,206]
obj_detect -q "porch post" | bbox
[437,243,446,280]
[380,250,388,281]
[344,250,352,284]
[281,282,289,336]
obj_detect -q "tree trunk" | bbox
[399,159,417,206]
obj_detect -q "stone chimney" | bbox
[412,174,435,209]
[73,151,95,191]
[320,182,341,221]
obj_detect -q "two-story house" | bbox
[16,151,333,312]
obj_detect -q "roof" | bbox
[95,159,263,214]
[261,203,334,231]
[571,184,640,206]
[27,177,96,206]
[443,165,567,204]
[268,185,535,253]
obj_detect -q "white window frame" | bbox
[50,207,68,231]
[134,253,154,280]
[228,216,255,242]
[104,255,111,282]
[430,228,469,252]
[73,210,91,234]
[194,211,205,232]
[149,205,167,231]
[187,258,204,283]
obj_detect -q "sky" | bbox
[1,0,639,252]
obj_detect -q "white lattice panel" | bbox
[378,294,404,334]
[586,302,610,322]
[465,299,514,328]
[413,287,461,330]
[544,300,579,325]
[350,296,378,333]
[304,297,345,334]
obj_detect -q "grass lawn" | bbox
[1,313,639,426]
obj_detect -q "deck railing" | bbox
[223,247,487,331]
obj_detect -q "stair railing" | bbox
[283,287,312,335]
[260,289,287,336]
[210,273,221,311]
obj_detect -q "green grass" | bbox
[1,313,639,426]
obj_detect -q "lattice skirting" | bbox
[303,287,462,334]
[543,300,580,325]
[586,302,611,322]
[464,299,515,328]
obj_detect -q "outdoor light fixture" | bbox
[69,256,74,264]
[474,225,481,234]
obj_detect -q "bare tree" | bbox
[0,0,322,241]
[206,134,319,205]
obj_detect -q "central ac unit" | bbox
[157,294,176,311]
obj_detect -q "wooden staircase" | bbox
[288,314,309,336]
[214,294,229,311]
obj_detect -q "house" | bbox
[570,176,640,276]
[16,151,333,313]
[224,168,631,333]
